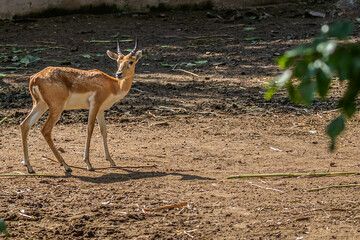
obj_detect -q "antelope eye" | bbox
[129,61,134,65]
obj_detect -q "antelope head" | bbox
[107,39,142,79]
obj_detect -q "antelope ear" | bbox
[107,50,118,60]
[135,50,142,62]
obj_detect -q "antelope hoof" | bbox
[108,159,116,167]
[64,165,72,172]
[86,163,94,171]
[26,166,35,174]
[87,166,95,171]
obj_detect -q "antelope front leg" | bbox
[97,110,116,166]
[83,103,101,171]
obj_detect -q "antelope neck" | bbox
[117,75,134,93]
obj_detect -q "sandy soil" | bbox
[1,1,360,239]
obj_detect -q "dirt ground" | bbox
[1,1,360,239]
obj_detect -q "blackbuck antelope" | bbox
[20,40,142,173]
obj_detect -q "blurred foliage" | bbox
[265,22,360,150]
[0,218,10,238]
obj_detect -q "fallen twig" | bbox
[131,87,149,93]
[143,202,188,211]
[148,121,170,128]
[228,172,360,179]
[173,68,199,77]
[42,155,157,170]
[18,212,37,220]
[248,182,284,193]
[154,105,187,113]
[308,184,360,192]
[184,230,194,238]
[0,117,7,124]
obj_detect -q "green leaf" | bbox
[339,78,360,118]
[195,60,208,65]
[316,68,331,99]
[298,80,317,105]
[12,48,22,53]
[330,49,352,81]
[326,115,345,151]
[339,98,356,118]
[82,54,92,59]
[186,63,196,67]
[244,37,259,41]
[20,55,40,66]
[265,69,293,100]
[264,87,277,101]
[277,55,292,69]
[277,45,314,69]
[243,27,256,31]
[327,22,354,40]
[283,45,308,58]
[161,45,170,48]
[316,40,337,57]
[0,73,7,77]
[33,48,45,53]
[161,63,175,68]
[0,219,10,237]
[293,60,312,81]
[272,69,293,88]
[286,81,302,104]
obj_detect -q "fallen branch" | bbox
[308,184,360,192]
[173,68,199,77]
[228,172,360,179]
[143,202,188,211]
[42,155,157,170]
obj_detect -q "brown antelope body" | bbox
[20,41,142,173]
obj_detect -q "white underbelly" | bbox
[64,92,93,110]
